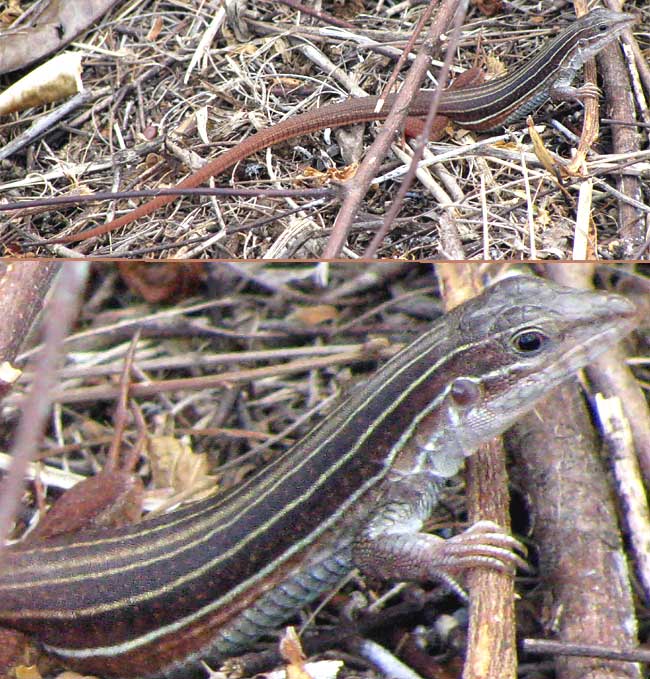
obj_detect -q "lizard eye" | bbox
[511,328,548,354]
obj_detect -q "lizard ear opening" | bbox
[450,378,481,407]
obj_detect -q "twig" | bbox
[0,263,88,549]
[362,0,469,257]
[435,263,518,679]
[323,0,462,258]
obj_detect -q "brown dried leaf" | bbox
[332,0,364,18]
[289,304,338,326]
[117,262,204,303]
[0,627,39,679]
[26,472,143,541]
[146,16,164,42]
[527,117,558,176]
[484,55,507,79]
[280,627,311,679]
[147,435,218,498]
[301,163,358,185]
[0,0,119,75]
[471,0,503,17]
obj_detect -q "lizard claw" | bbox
[575,82,602,100]
[429,519,530,576]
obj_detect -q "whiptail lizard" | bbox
[45,8,635,245]
[0,274,638,678]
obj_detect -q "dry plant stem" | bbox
[319,262,409,303]
[245,16,412,63]
[379,0,435,113]
[5,346,398,408]
[363,1,468,258]
[565,101,595,170]
[0,91,93,162]
[597,394,650,603]
[571,0,641,255]
[588,344,650,489]
[438,212,466,258]
[0,262,59,401]
[321,0,461,258]
[0,263,88,550]
[506,382,640,679]
[105,329,142,473]
[598,43,644,256]
[436,262,517,679]
[15,295,330,362]
[1,187,332,217]
[565,2,600,177]
[258,0,357,30]
[523,639,650,664]
[626,40,650,125]
[572,179,592,259]
[26,344,373,381]
[463,435,516,679]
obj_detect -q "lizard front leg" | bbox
[549,66,601,103]
[353,473,527,593]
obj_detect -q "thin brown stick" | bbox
[523,639,650,664]
[436,262,517,679]
[0,262,59,400]
[599,13,644,256]
[6,345,399,407]
[363,2,469,257]
[0,264,87,549]
[321,0,462,258]
[105,329,142,473]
